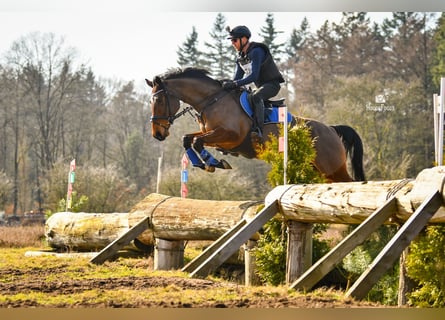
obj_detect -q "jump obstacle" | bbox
[45,166,445,299]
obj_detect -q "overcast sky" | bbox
[0,1,442,91]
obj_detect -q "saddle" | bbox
[239,91,292,124]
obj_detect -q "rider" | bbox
[223,25,285,139]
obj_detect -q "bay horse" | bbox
[145,67,365,182]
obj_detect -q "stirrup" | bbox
[252,126,263,138]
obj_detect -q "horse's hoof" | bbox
[219,159,232,169]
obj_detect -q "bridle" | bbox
[150,78,230,129]
[149,84,192,129]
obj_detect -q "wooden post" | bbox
[286,221,312,284]
[244,240,261,286]
[397,246,417,306]
[154,239,184,270]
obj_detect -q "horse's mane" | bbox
[159,67,221,86]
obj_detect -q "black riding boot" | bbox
[253,98,265,138]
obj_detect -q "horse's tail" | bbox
[332,125,366,181]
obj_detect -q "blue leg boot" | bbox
[186,148,205,169]
[200,149,220,167]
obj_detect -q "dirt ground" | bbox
[0,264,383,308]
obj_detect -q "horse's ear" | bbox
[145,79,153,88]
[154,76,162,85]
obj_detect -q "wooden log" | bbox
[128,193,262,240]
[45,211,135,251]
[45,193,262,250]
[265,166,445,224]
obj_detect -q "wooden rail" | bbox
[265,166,445,224]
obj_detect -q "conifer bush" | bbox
[254,124,326,285]
[406,225,445,307]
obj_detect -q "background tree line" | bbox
[0,12,444,217]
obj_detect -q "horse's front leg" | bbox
[183,132,205,169]
[191,130,232,172]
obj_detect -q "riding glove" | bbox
[222,80,237,90]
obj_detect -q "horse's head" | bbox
[145,76,181,141]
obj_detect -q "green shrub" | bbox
[253,124,326,285]
[339,225,399,305]
[406,225,445,307]
[254,218,287,285]
[258,125,324,186]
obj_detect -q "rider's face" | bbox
[231,37,245,51]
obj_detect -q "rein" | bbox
[150,80,229,127]
[150,86,195,130]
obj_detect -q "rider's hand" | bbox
[222,80,237,90]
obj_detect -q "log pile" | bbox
[45,166,445,251]
[45,193,262,251]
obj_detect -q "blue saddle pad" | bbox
[239,91,292,124]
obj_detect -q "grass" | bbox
[0,246,315,307]
[0,225,377,307]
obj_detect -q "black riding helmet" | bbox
[226,25,251,40]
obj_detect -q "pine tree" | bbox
[176,26,202,67]
[286,17,310,63]
[258,13,285,62]
[203,13,234,79]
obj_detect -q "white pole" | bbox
[439,78,445,166]
[283,104,288,184]
[156,152,163,193]
[434,93,439,165]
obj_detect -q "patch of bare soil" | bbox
[0,265,383,308]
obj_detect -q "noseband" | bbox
[150,85,192,129]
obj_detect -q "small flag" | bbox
[278,136,285,152]
[278,107,286,122]
[70,159,76,171]
[182,153,189,168]
[181,182,188,198]
[181,153,189,198]
[181,170,188,183]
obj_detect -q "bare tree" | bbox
[5,32,80,170]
